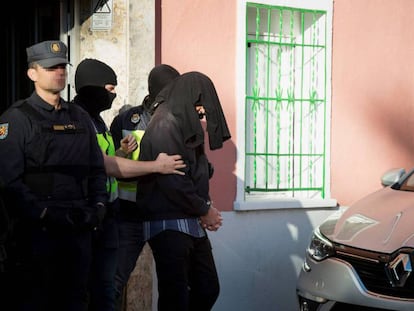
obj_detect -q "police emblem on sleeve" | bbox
[131,113,140,124]
[0,123,8,139]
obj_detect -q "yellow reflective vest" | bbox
[96,131,119,203]
[117,129,145,202]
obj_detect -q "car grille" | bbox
[335,247,414,299]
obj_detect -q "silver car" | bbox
[297,168,414,311]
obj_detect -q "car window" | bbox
[399,173,414,191]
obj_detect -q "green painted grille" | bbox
[245,3,328,199]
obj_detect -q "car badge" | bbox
[385,253,412,287]
[131,113,140,124]
[0,123,9,139]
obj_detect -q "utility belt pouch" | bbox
[23,172,54,197]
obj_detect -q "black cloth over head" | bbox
[154,71,231,150]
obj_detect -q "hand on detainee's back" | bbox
[155,153,186,175]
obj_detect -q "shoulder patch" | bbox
[131,113,140,124]
[0,123,9,139]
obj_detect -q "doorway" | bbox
[0,0,71,114]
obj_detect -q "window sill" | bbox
[234,197,338,211]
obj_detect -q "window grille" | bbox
[245,3,328,200]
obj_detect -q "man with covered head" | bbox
[73,59,185,311]
[136,71,231,311]
[109,64,180,309]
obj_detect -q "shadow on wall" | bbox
[206,134,236,212]
[205,141,335,310]
[209,205,325,310]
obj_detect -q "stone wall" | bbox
[78,1,155,310]
[78,0,155,127]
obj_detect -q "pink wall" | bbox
[160,0,237,211]
[331,0,414,205]
[160,0,414,209]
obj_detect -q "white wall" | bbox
[209,208,338,311]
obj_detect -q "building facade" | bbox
[4,0,414,310]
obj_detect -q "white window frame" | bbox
[234,0,336,210]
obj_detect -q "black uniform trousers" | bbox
[88,208,119,311]
[6,222,93,311]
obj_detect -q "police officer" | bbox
[109,64,180,309]
[73,60,185,311]
[73,58,121,311]
[0,40,108,311]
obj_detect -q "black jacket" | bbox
[136,71,231,221]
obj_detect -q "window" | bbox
[235,0,335,210]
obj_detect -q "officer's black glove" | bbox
[80,203,106,230]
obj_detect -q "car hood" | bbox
[319,186,414,253]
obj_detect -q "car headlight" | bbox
[307,227,335,261]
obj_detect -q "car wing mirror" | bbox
[381,168,406,187]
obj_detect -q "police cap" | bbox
[26,40,69,68]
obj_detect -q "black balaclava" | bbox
[143,64,180,111]
[155,71,231,150]
[74,58,117,116]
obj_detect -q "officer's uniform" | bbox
[0,41,107,311]
[83,112,121,311]
[109,105,150,304]
[73,58,120,311]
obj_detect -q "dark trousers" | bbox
[114,217,146,307]
[148,230,220,311]
[88,214,119,311]
[5,225,93,311]
[88,245,118,311]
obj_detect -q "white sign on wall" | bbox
[91,0,113,30]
